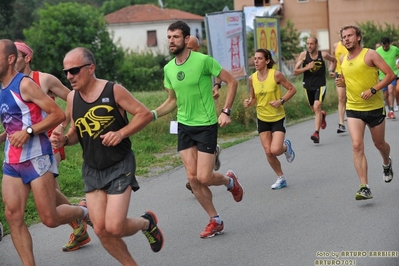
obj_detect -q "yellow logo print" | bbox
[75,105,115,138]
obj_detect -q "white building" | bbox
[105,4,204,55]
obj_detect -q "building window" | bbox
[147,30,157,47]
[254,0,270,6]
[317,30,329,50]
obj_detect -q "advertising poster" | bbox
[254,17,281,71]
[205,11,247,80]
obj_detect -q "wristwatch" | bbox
[370,88,377,94]
[280,98,285,105]
[222,108,231,116]
[214,83,221,89]
[26,126,34,137]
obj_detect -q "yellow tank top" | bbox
[252,69,285,122]
[341,48,384,111]
[335,41,347,74]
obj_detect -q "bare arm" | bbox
[268,71,297,109]
[275,71,297,102]
[217,69,238,127]
[9,78,65,148]
[154,88,177,119]
[322,51,337,75]
[243,74,257,108]
[98,84,153,147]
[40,72,70,101]
[51,91,78,148]
[113,84,152,138]
[293,51,310,75]
[368,50,395,91]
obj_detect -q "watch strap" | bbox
[222,108,231,116]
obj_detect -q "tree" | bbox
[357,21,399,49]
[100,0,136,15]
[280,19,302,61]
[0,0,16,39]
[23,2,124,86]
[142,0,233,16]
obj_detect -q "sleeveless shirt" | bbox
[72,82,131,169]
[302,51,326,90]
[341,48,383,111]
[252,69,285,122]
[334,41,347,74]
[0,73,52,163]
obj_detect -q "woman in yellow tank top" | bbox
[243,49,297,190]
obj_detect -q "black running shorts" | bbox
[257,117,286,134]
[346,107,386,128]
[177,123,218,154]
[82,150,140,194]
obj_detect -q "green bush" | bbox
[117,52,169,91]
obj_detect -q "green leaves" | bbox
[24,2,124,87]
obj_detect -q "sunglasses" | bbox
[63,63,91,76]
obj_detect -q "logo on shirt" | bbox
[102,98,110,103]
[75,105,115,139]
[0,103,12,123]
[177,71,185,81]
[309,61,323,73]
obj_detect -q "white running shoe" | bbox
[271,178,287,190]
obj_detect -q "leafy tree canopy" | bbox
[24,2,124,86]
[357,21,399,49]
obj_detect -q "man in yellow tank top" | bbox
[336,25,395,200]
[332,40,347,133]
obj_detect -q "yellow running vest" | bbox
[252,69,285,122]
[341,48,384,111]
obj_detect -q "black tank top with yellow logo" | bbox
[73,82,131,169]
[302,50,326,90]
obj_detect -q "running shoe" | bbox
[321,110,327,129]
[226,170,244,202]
[62,221,91,252]
[355,185,373,200]
[383,157,393,183]
[214,144,221,171]
[78,198,93,228]
[200,218,224,238]
[284,139,295,163]
[387,111,396,119]
[310,131,320,144]
[186,181,193,193]
[141,211,164,253]
[337,124,346,133]
[0,222,3,242]
[271,178,287,190]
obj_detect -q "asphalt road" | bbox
[1,112,399,266]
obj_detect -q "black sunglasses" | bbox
[63,63,91,76]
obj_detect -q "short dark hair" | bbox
[168,20,191,39]
[381,37,390,45]
[0,39,18,66]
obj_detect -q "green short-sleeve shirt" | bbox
[164,51,222,126]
